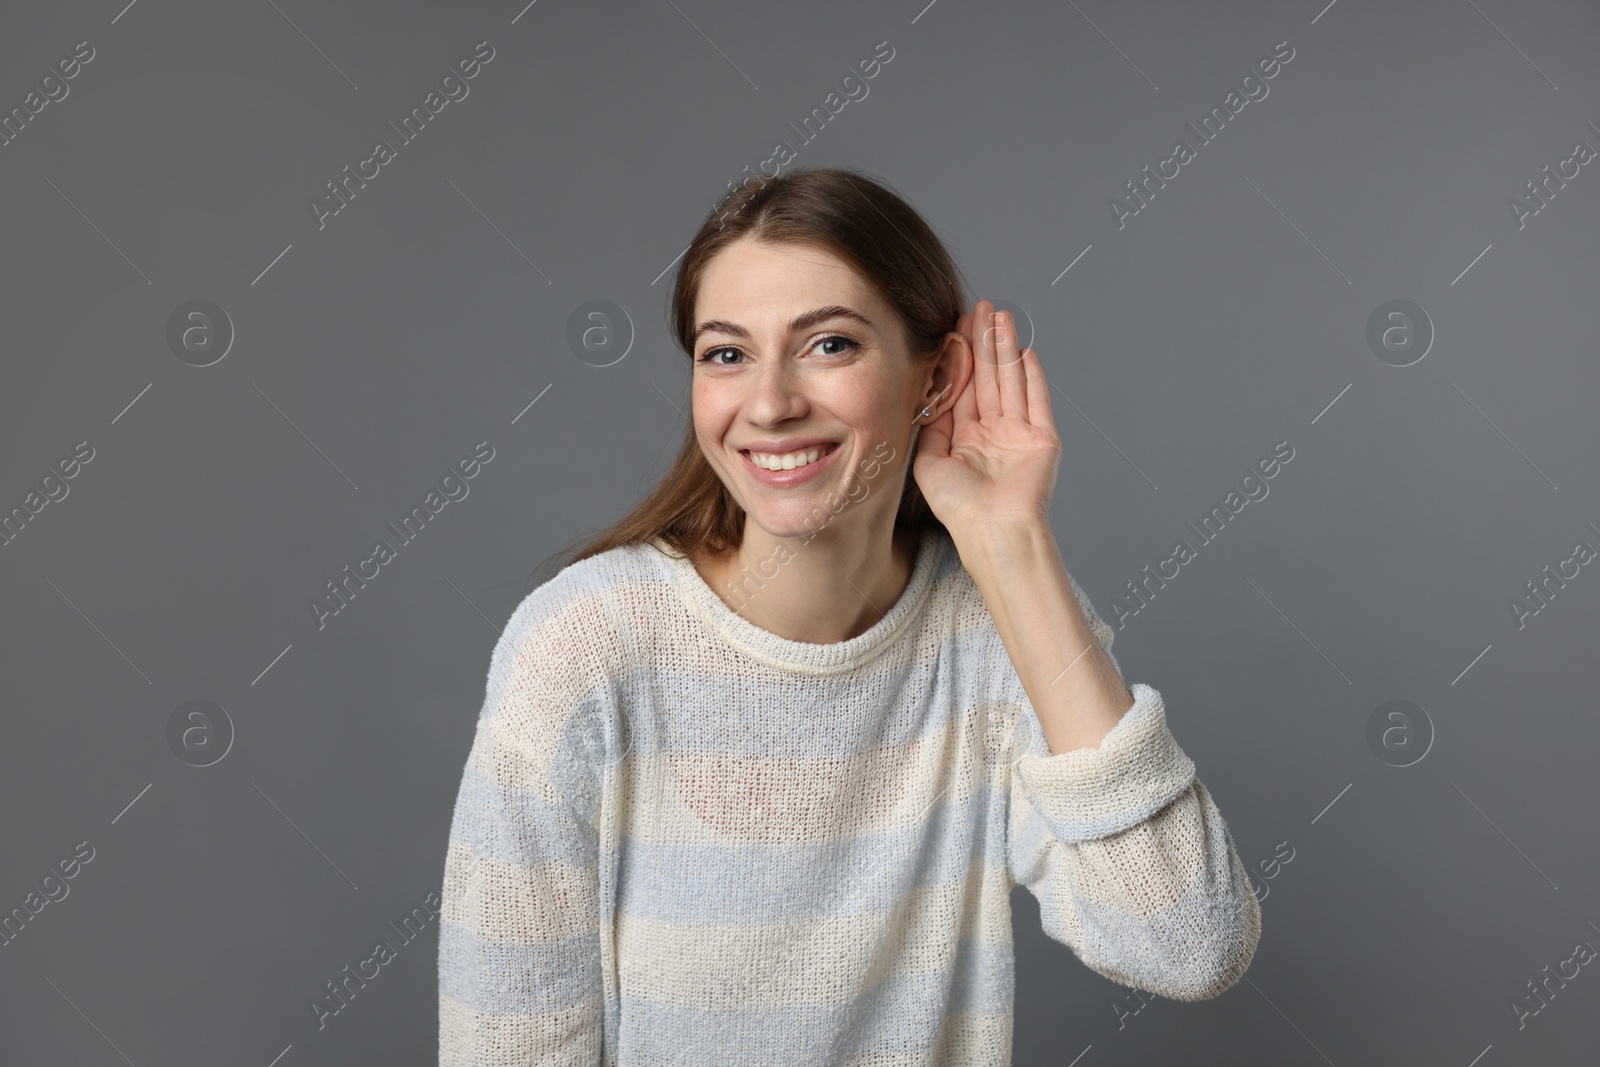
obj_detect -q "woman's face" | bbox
[690,238,943,544]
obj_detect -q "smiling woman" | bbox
[559,168,967,585]
[438,167,1260,1066]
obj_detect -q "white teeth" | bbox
[748,446,828,471]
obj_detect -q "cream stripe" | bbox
[837,1010,1014,1066]
[566,570,998,679]
[614,699,1027,845]
[929,1009,1015,1066]
[1059,787,1206,917]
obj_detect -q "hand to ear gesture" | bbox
[912,300,1063,542]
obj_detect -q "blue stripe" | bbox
[447,762,597,868]
[948,934,1016,1016]
[611,938,1013,1061]
[439,919,1012,1027]
[437,923,601,1014]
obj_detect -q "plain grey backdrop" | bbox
[2,0,1598,1063]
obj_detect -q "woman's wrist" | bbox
[950,514,1057,583]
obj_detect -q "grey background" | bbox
[2,0,1596,1063]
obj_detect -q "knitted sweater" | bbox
[438,526,1261,1065]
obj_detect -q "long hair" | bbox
[532,167,967,590]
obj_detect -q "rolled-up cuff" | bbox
[1013,682,1196,842]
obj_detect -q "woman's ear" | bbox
[920,328,972,420]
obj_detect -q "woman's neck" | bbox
[694,523,920,644]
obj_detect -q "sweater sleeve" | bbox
[1004,574,1261,1001]
[438,588,609,1065]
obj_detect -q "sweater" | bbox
[438,525,1261,1065]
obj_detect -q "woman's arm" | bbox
[956,519,1132,753]
[913,301,1140,756]
[439,592,609,1065]
[915,300,1259,997]
[973,542,1260,1000]
[1008,746,1262,1001]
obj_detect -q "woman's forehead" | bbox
[696,242,887,327]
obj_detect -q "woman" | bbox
[438,168,1260,1065]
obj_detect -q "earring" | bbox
[917,405,932,420]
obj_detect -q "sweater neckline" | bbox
[650,527,948,675]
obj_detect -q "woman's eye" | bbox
[697,336,858,364]
[812,335,860,357]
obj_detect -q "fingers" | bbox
[956,301,1045,424]
[992,308,1027,418]
[1021,346,1054,427]
[972,299,1000,421]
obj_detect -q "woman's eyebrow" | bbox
[693,305,875,343]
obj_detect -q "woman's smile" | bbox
[737,439,842,486]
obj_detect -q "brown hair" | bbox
[532,166,967,590]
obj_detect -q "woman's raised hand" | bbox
[912,299,1063,543]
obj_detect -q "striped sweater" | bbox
[438,525,1261,1065]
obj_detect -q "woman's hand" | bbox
[912,299,1062,543]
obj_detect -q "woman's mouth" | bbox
[738,442,841,486]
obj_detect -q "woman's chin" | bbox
[743,508,840,544]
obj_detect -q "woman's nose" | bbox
[746,358,806,422]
